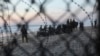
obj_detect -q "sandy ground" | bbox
[0,27,97,56]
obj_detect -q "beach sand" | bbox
[0,27,97,56]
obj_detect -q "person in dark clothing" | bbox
[62,24,67,33]
[71,19,75,28]
[39,25,43,31]
[21,24,28,43]
[49,25,55,35]
[67,19,70,25]
[43,25,48,36]
[56,25,62,34]
[44,25,47,32]
[79,22,84,31]
[37,25,43,37]
[94,20,97,28]
[52,26,56,35]
[20,17,28,43]
[71,19,78,29]
[66,19,73,33]
[48,25,52,35]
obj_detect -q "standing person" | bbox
[43,25,48,36]
[56,25,62,34]
[94,20,97,28]
[48,25,52,35]
[79,22,84,31]
[67,19,70,25]
[37,25,43,37]
[20,18,28,43]
[21,24,28,43]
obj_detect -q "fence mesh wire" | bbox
[0,0,99,56]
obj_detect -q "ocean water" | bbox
[10,25,40,33]
[1,22,92,34]
[0,25,40,43]
[0,25,40,37]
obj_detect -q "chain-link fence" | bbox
[0,0,99,56]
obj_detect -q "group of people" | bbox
[18,18,97,42]
[1,18,86,43]
[37,19,78,37]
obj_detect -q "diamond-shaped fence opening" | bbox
[0,0,99,56]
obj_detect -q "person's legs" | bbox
[25,34,28,42]
[22,34,24,43]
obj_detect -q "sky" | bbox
[0,0,97,26]
[0,0,97,42]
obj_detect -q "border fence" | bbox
[0,0,99,56]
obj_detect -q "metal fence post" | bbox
[96,0,100,56]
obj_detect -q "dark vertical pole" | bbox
[97,0,100,37]
[96,0,100,56]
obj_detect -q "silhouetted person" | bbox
[43,25,48,36]
[56,25,62,34]
[48,25,52,35]
[39,25,43,31]
[37,25,43,37]
[79,22,84,31]
[74,21,78,29]
[44,25,47,31]
[94,20,97,28]
[21,24,28,43]
[62,24,67,33]
[71,19,78,29]
[20,17,28,43]
[49,25,55,35]
[67,19,70,25]
[52,26,56,35]
[71,19,75,28]
[66,19,73,33]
